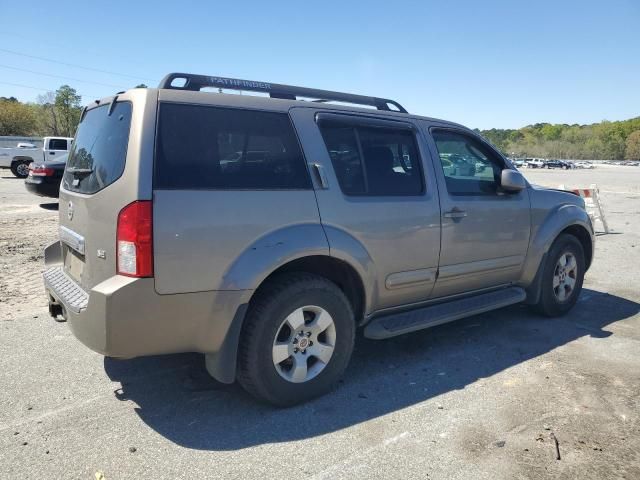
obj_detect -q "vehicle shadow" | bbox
[0,176,21,180]
[104,288,638,451]
[39,202,59,211]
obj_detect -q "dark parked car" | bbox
[544,159,572,169]
[24,153,67,198]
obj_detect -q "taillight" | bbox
[116,201,153,277]
[30,165,55,176]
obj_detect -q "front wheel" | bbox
[237,273,355,406]
[11,160,31,178]
[531,234,585,317]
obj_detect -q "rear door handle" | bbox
[443,208,467,219]
[311,163,329,189]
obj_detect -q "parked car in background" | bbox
[0,137,73,178]
[449,154,477,176]
[42,136,74,160]
[544,159,572,169]
[24,153,68,198]
[574,161,595,169]
[43,73,594,406]
[512,158,526,168]
[0,142,39,177]
[526,158,545,168]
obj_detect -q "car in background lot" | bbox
[449,154,477,176]
[574,161,595,169]
[512,158,526,168]
[0,136,74,178]
[525,158,545,168]
[544,159,572,169]
[24,153,67,198]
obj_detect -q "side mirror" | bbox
[501,169,526,193]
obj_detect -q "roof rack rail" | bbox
[158,72,408,113]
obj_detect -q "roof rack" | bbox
[158,72,408,113]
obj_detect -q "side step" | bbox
[364,287,526,340]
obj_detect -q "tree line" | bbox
[0,84,147,138]
[477,117,640,161]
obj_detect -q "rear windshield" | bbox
[154,103,310,190]
[63,102,132,194]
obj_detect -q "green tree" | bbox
[134,84,148,88]
[55,85,82,137]
[36,91,61,136]
[0,98,37,135]
[481,116,640,160]
[541,123,563,141]
[625,131,640,160]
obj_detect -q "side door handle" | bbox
[311,163,329,189]
[443,208,467,219]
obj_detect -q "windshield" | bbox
[63,102,132,194]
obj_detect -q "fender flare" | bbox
[219,223,330,291]
[521,203,593,291]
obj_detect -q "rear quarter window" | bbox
[49,138,68,150]
[154,103,310,190]
[63,102,132,194]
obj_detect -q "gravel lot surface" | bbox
[1,166,639,479]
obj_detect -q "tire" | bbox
[10,160,31,178]
[531,234,585,317]
[237,273,355,406]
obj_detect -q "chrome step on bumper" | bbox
[43,266,89,314]
[364,287,526,339]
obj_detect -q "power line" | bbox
[0,80,53,92]
[0,64,126,89]
[0,47,155,83]
[0,80,104,100]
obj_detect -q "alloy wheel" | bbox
[553,252,578,302]
[272,305,336,383]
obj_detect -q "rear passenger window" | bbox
[155,104,310,190]
[318,122,423,196]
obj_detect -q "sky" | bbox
[0,0,638,130]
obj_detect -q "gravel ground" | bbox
[0,166,639,479]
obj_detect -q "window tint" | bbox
[155,104,310,190]
[432,130,505,196]
[319,122,423,196]
[49,138,67,150]
[63,102,132,194]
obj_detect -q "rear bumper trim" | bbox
[44,266,88,313]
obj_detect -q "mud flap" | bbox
[524,252,547,305]
[204,304,248,384]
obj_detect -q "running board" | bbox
[364,287,526,340]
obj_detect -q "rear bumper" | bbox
[25,177,60,198]
[43,244,252,382]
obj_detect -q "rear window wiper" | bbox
[67,167,94,176]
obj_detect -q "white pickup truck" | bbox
[0,137,73,178]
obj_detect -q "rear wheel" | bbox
[11,160,31,178]
[531,234,585,317]
[237,273,355,406]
